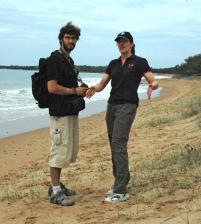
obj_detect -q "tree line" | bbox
[1,53,201,76]
[0,65,106,73]
[152,53,201,76]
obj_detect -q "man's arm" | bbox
[143,71,159,100]
[48,80,87,96]
[86,73,110,98]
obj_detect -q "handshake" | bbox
[74,74,89,97]
[77,76,89,89]
[75,85,96,98]
[75,73,96,98]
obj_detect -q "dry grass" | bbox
[1,81,201,206]
[132,144,201,202]
[0,167,49,202]
[1,78,201,224]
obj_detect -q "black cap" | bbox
[115,31,133,42]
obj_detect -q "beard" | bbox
[62,42,75,52]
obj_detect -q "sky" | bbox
[0,0,201,68]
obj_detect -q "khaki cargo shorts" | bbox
[49,115,79,168]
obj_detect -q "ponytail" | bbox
[131,44,135,55]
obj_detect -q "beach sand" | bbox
[1,78,201,224]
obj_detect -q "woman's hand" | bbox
[75,86,88,97]
[86,86,96,98]
[144,71,159,100]
[147,85,153,100]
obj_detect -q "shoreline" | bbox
[0,100,108,139]
[0,89,161,138]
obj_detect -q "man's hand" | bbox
[75,86,88,97]
[86,86,96,99]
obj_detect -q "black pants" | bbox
[106,103,137,194]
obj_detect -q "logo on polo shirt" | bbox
[128,63,134,68]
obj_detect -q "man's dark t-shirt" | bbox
[105,55,151,106]
[46,50,79,116]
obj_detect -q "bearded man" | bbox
[46,22,87,206]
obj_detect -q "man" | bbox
[47,22,87,206]
[86,31,158,203]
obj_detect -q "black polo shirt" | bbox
[47,50,79,116]
[105,55,151,105]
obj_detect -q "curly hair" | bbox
[58,21,81,44]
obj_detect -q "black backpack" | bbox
[31,58,49,108]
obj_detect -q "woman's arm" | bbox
[143,71,159,100]
[86,73,110,98]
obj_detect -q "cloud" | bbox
[0,0,201,67]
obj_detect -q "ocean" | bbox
[0,69,166,138]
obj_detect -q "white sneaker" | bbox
[104,193,129,203]
[106,185,129,197]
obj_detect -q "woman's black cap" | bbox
[115,31,133,42]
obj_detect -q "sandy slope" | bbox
[1,78,201,224]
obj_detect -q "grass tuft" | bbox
[182,97,201,118]
[0,166,49,202]
[133,144,201,202]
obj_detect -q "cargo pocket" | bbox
[53,128,61,145]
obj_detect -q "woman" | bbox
[86,31,158,203]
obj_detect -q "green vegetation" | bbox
[141,115,174,127]
[133,144,201,201]
[153,53,201,76]
[0,167,49,202]
[0,64,106,73]
[136,96,201,129]
[182,97,201,118]
[1,53,201,75]
[76,65,106,73]
[0,65,38,70]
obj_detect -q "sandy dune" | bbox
[1,78,201,224]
